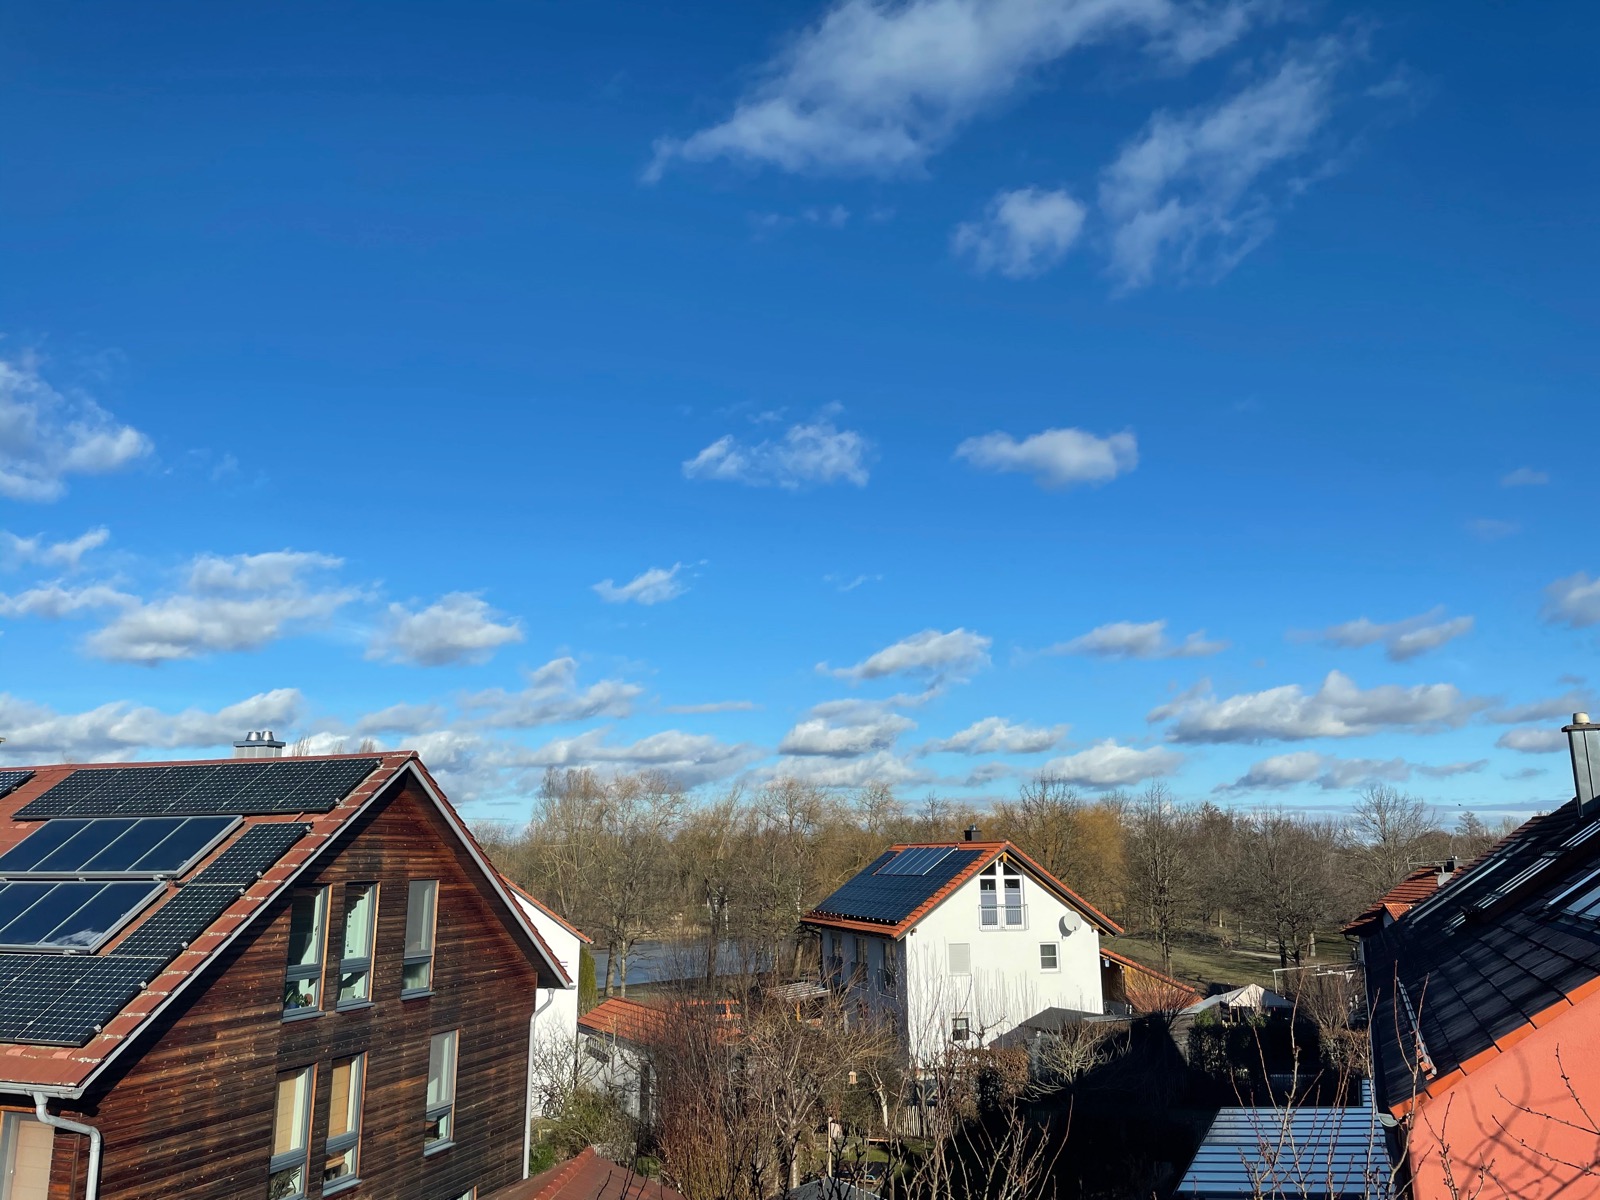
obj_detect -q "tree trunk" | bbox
[618,941,630,998]
[604,945,616,997]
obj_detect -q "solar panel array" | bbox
[0,954,170,1044]
[193,822,310,884]
[879,846,955,876]
[17,758,379,819]
[0,881,163,952]
[112,885,244,959]
[0,772,33,802]
[0,816,237,877]
[810,848,984,925]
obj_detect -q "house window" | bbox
[323,1053,366,1190]
[403,880,439,995]
[980,868,998,928]
[424,1030,459,1152]
[283,889,328,1016]
[880,940,898,990]
[337,884,378,1007]
[1004,864,1024,927]
[0,1113,54,1200]
[947,942,971,976]
[584,1038,612,1065]
[850,934,865,982]
[1039,943,1059,972]
[270,1066,315,1200]
[950,1015,970,1043]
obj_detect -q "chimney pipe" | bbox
[1563,713,1600,819]
[963,824,980,843]
[234,730,286,760]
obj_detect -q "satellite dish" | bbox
[1058,911,1080,937]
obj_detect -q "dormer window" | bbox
[979,861,1025,929]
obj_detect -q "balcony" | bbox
[979,903,1027,930]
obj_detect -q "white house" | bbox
[803,832,1185,1065]
[502,875,592,1115]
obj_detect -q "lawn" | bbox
[1112,926,1354,992]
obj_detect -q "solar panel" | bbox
[0,816,238,877]
[879,847,955,876]
[17,759,381,819]
[0,881,162,951]
[113,885,243,958]
[6,955,167,1046]
[193,823,309,884]
[0,771,33,801]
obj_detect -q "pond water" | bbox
[589,939,773,986]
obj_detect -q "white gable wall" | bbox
[510,893,582,1115]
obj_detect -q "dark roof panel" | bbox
[810,847,985,926]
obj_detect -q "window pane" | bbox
[403,959,432,992]
[273,1069,311,1156]
[427,1031,457,1108]
[287,892,324,967]
[327,1059,353,1138]
[338,969,370,1005]
[405,881,437,957]
[342,885,375,960]
[1040,943,1058,969]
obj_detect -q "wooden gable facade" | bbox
[0,761,557,1200]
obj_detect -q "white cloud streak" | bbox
[462,657,643,728]
[593,563,690,606]
[953,187,1085,277]
[1311,606,1474,662]
[1500,467,1549,487]
[779,699,917,757]
[921,716,1066,755]
[1217,751,1486,792]
[1150,670,1489,743]
[645,0,1269,179]
[955,427,1137,489]
[0,354,152,501]
[1,527,110,569]
[823,627,992,682]
[1042,739,1183,788]
[1099,42,1344,288]
[368,593,524,667]
[684,416,870,489]
[1496,727,1567,754]
[1051,618,1225,660]
[1544,573,1600,629]
[0,689,303,762]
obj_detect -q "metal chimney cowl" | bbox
[234,730,286,759]
[1563,712,1600,817]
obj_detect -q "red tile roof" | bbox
[803,840,1121,938]
[1341,864,1444,935]
[1100,947,1203,1010]
[578,997,672,1045]
[489,1146,686,1200]
[0,752,569,1094]
[501,876,594,944]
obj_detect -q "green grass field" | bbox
[1111,925,1353,992]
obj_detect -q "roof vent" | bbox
[1563,713,1600,818]
[234,730,286,759]
[963,824,980,843]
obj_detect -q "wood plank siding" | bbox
[34,776,547,1200]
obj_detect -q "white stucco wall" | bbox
[819,864,1104,1067]
[510,891,583,1115]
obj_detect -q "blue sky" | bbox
[0,0,1596,821]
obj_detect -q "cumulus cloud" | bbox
[822,627,991,682]
[1544,573,1600,629]
[0,353,152,501]
[593,563,690,605]
[1,527,110,569]
[955,427,1137,489]
[645,0,1266,179]
[0,689,303,763]
[1042,740,1183,788]
[1050,619,1225,660]
[1487,689,1595,725]
[353,702,447,737]
[526,727,761,788]
[1496,727,1567,754]
[462,657,643,728]
[1501,467,1549,487]
[368,593,524,666]
[1100,43,1345,288]
[770,749,930,790]
[1150,670,1489,743]
[663,700,760,714]
[684,415,870,489]
[921,716,1066,755]
[1310,606,1474,662]
[1217,751,1487,793]
[953,187,1086,277]
[85,551,360,664]
[779,698,916,757]
[0,583,136,619]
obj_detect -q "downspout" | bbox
[33,1092,101,1200]
[522,986,557,1179]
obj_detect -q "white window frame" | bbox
[1039,942,1060,972]
[403,880,439,997]
[950,1014,971,1043]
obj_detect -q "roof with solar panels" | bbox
[0,750,568,1096]
[803,839,1121,937]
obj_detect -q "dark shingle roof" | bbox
[809,847,984,926]
[1366,799,1600,1110]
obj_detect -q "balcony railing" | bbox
[979,903,1027,929]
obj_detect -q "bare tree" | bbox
[1352,783,1438,895]
[1239,811,1343,969]
[1124,782,1198,974]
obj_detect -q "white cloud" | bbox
[1466,518,1519,541]
[1050,618,1225,660]
[823,627,991,682]
[1496,727,1567,754]
[1042,739,1182,788]
[1217,751,1487,792]
[770,749,930,789]
[0,353,152,501]
[0,689,303,762]
[779,699,916,757]
[1544,573,1600,629]
[1,527,110,569]
[593,563,690,605]
[1311,607,1474,662]
[825,573,882,592]
[526,728,760,789]
[921,716,1066,755]
[955,427,1137,489]
[1100,44,1344,289]
[85,551,360,664]
[645,0,1266,179]
[1501,467,1549,487]
[1150,670,1489,743]
[353,702,447,736]
[462,657,643,728]
[0,583,136,619]
[1487,690,1594,725]
[369,593,524,666]
[953,187,1086,277]
[684,416,870,488]
[663,700,760,714]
